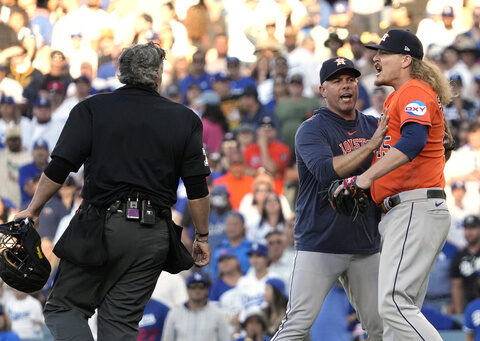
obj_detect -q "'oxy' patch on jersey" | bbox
[404,100,427,117]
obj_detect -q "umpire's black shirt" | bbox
[51,85,211,208]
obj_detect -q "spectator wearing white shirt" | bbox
[25,97,63,153]
[265,230,293,288]
[237,243,271,311]
[447,182,477,249]
[219,243,271,332]
[4,288,43,339]
[363,87,388,119]
[53,75,92,125]
[0,65,24,105]
[0,126,31,208]
[0,96,31,148]
[445,123,480,216]
[66,32,98,79]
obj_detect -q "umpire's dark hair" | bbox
[118,42,166,89]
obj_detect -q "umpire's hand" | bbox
[192,239,211,267]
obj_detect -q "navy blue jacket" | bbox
[294,107,381,254]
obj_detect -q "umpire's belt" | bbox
[106,200,172,220]
[381,188,446,213]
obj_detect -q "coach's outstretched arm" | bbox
[333,114,389,178]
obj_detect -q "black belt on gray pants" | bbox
[381,189,446,213]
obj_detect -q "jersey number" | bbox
[376,136,392,158]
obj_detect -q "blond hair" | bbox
[410,58,455,158]
[410,58,452,106]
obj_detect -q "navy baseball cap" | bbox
[319,57,361,84]
[186,272,211,287]
[165,83,180,97]
[218,249,237,261]
[449,73,463,85]
[33,97,51,107]
[365,29,424,60]
[332,0,348,14]
[248,243,268,257]
[74,75,91,84]
[227,56,240,65]
[442,6,454,17]
[464,215,480,228]
[228,210,245,223]
[33,138,49,150]
[258,116,277,129]
[451,181,466,191]
[0,96,15,105]
[212,72,229,83]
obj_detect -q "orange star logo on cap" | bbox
[335,57,346,66]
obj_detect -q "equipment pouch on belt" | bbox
[53,202,107,267]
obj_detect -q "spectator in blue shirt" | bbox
[464,276,480,340]
[179,50,212,104]
[226,57,257,97]
[238,86,280,133]
[137,299,170,341]
[18,138,49,209]
[210,211,252,279]
[424,240,458,311]
[209,253,242,302]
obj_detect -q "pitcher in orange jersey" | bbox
[336,30,453,340]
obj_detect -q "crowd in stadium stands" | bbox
[1,0,480,340]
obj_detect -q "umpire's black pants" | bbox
[44,211,170,341]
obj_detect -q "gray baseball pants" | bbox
[271,250,383,341]
[44,212,169,341]
[378,188,450,340]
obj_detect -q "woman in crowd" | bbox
[263,278,288,337]
[239,173,291,241]
[253,192,285,243]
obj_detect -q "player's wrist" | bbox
[194,237,209,243]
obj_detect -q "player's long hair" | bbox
[410,58,452,106]
[410,58,455,159]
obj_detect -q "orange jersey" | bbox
[371,78,446,204]
[213,173,255,209]
[243,141,291,194]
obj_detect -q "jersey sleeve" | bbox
[295,121,337,187]
[51,101,93,171]
[180,113,211,179]
[397,86,434,128]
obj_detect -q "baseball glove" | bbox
[0,219,51,293]
[328,176,369,219]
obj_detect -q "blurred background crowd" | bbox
[0,0,480,340]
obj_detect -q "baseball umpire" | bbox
[336,30,453,340]
[271,57,388,341]
[15,42,211,340]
